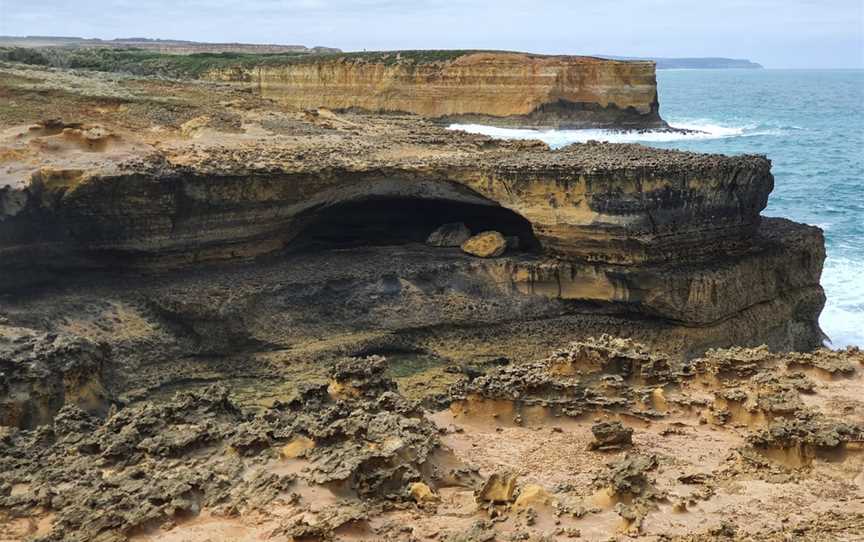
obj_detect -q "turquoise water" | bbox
[451,69,864,346]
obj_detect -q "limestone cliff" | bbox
[205,52,664,129]
[0,64,827,427]
[0,116,824,355]
[1,59,859,542]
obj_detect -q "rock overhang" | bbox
[0,99,824,354]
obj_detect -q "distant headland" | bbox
[600,55,763,69]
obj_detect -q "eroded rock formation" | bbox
[0,52,857,542]
[0,61,827,430]
[0,114,825,355]
[2,341,863,540]
[0,326,109,428]
[205,52,665,129]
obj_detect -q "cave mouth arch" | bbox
[288,196,540,252]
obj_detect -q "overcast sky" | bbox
[1,0,862,68]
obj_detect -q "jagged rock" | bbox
[595,453,659,497]
[548,335,672,380]
[0,326,110,429]
[694,345,775,378]
[0,360,447,540]
[461,231,507,258]
[256,357,441,497]
[750,371,813,414]
[445,520,497,542]
[427,222,472,247]
[477,473,518,503]
[449,336,680,418]
[588,421,634,450]
[747,416,864,450]
[0,386,257,540]
[326,355,397,399]
[278,520,334,542]
[785,347,862,376]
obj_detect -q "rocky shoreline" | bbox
[0,59,860,541]
[2,341,862,541]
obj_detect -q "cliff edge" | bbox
[207,51,665,129]
[0,48,666,129]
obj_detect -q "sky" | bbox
[1,0,862,68]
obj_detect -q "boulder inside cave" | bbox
[288,196,540,252]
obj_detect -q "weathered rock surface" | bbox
[589,421,634,450]
[0,339,862,540]
[426,222,471,247]
[205,52,666,129]
[476,473,518,504]
[0,57,857,542]
[0,61,829,433]
[0,63,826,355]
[0,326,110,429]
[0,358,450,540]
[449,336,679,420]
[460,231,506,258]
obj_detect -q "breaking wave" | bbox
[820,256,864,348]
[447,120,784,148]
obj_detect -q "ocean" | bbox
[450,69,864,347]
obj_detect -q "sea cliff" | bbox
[206,52,665,129]
[0,47,665,129]
[0,51,859,542]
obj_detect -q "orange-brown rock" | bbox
[461,231,507,258]
[205,52,665,129]
[0,63,827,418]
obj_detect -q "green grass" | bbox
[0,47,509,79]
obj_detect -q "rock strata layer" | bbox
[0,112,824,353]
[0,63,828,426]
[204,52,666,129]
[0,51,854,542]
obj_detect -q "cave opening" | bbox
[289,196,540,252]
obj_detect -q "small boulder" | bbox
[280,436,315,459]
[461,231,507,258]
[588,421,633,450]
[514,484,554,509]
[427,222,472,247]
[477,472,518,503]
[409,482,440,503]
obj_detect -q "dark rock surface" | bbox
[0,357,447,541]
[426,223,472,248]
[588,421,634,450]
[0,326,110,428]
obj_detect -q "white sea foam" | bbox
[820,256,864,348]
[447,120,765,148]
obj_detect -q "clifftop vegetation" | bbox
[0,47,632,79]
